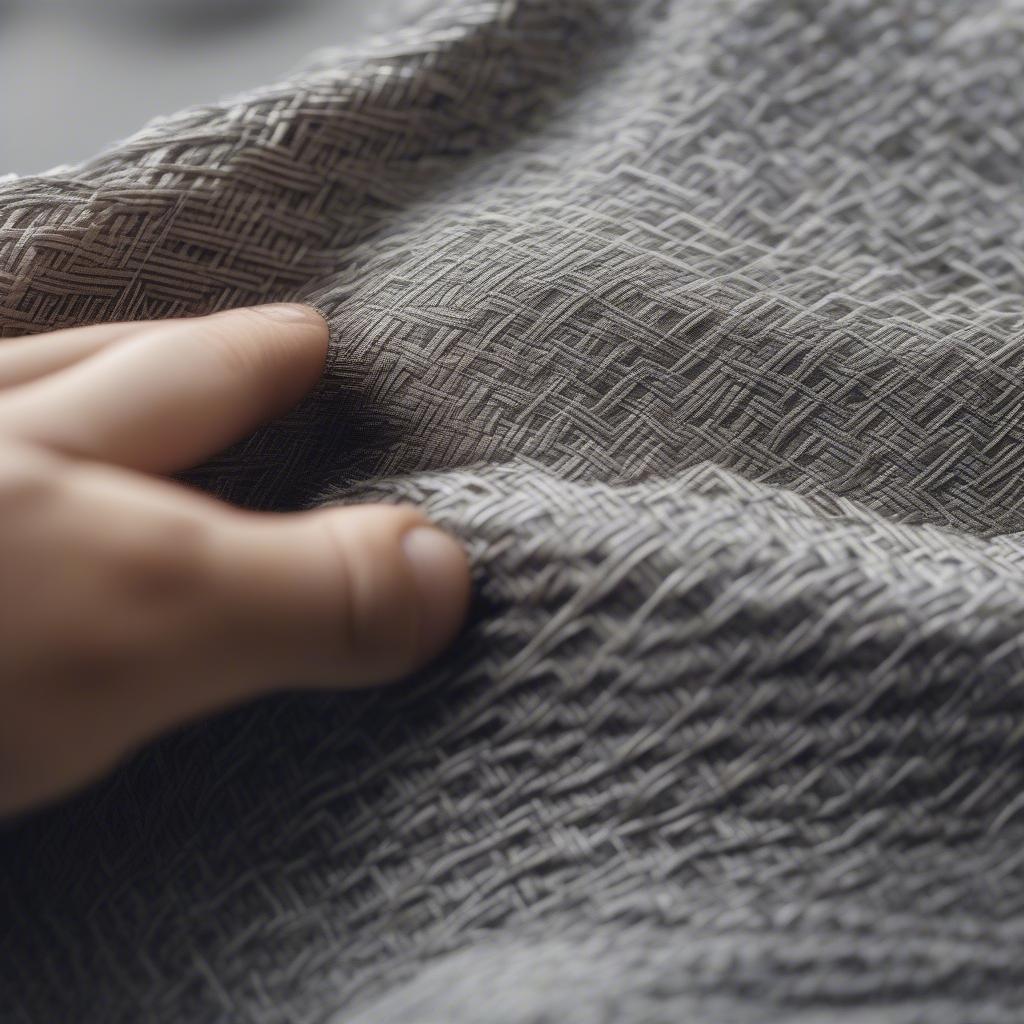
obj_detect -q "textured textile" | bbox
[3,0,1024,1020]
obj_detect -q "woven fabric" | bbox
[3,0,1024,1020]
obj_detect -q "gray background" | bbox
[1,0,386,175]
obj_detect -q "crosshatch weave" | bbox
[3,0,1024,1020]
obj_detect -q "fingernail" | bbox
[402,525,471,657]
[248,303,325,325]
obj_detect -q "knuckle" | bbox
[0,444,62,510]
[319,514,420,673]
[48,618,137,693]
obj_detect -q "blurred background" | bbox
[1,0,394,175]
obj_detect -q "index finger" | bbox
[0,304,328,473]
[0,321,152,389]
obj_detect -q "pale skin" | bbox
[0,304,471,817]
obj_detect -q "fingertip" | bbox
[245,303,329,333]
[209,504,471,691]
[302,505,470,684]
[211,303,329,370]
[401,524,472,661]
[204,303,330,417]
[240,304,330,370]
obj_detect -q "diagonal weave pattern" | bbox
[3,1,1024,1020]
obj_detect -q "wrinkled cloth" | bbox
[3,1,1024,1021]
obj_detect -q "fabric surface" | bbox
[3,0,1024,1020]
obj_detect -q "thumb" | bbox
[205,504,471,690]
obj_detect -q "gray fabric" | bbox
[3,0,1024,1020]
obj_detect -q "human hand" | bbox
[0,305,470,817]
